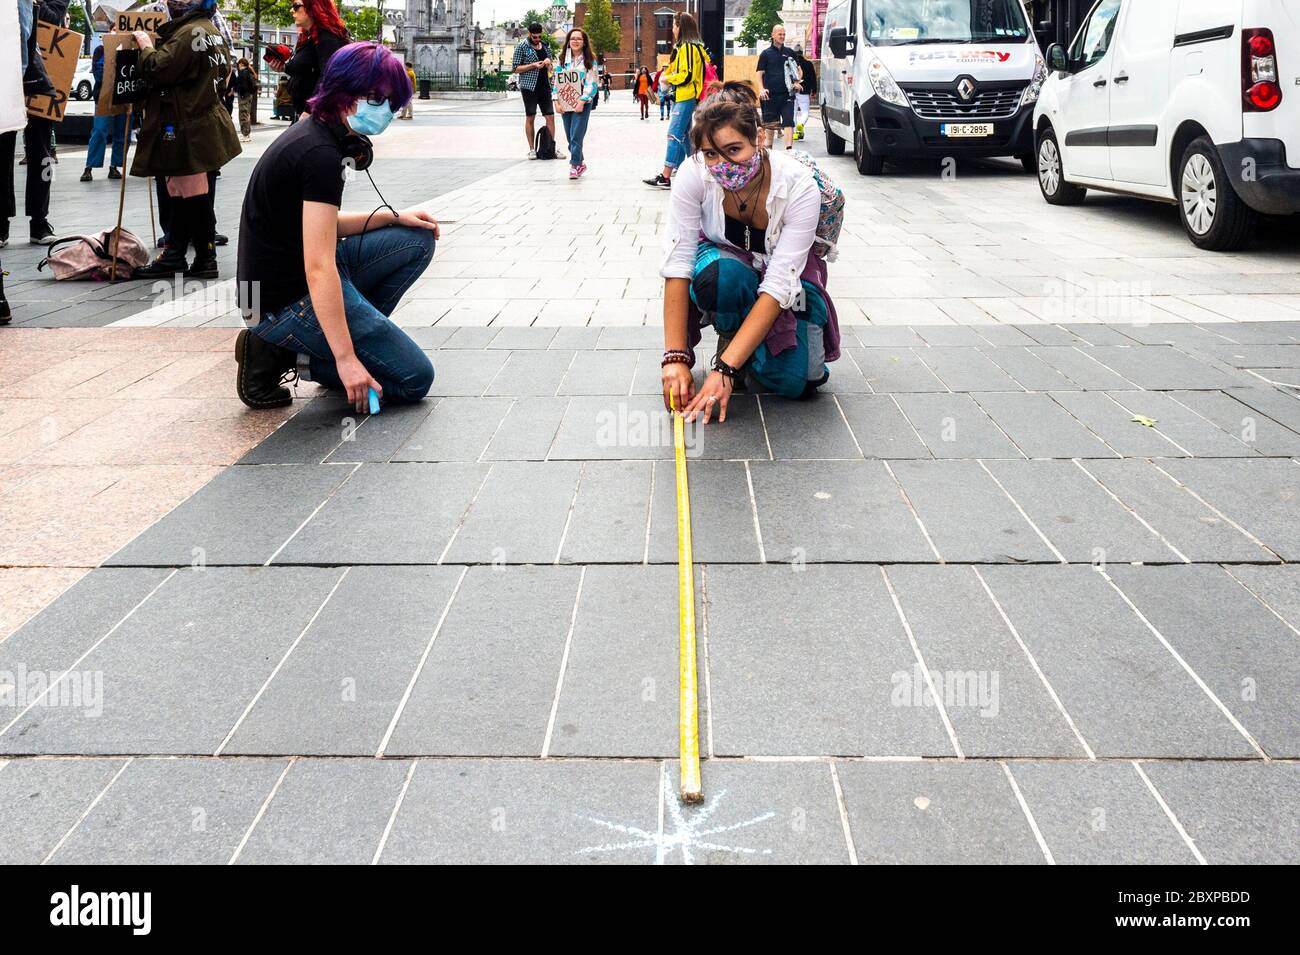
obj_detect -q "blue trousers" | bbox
[562,105,591,166]
[659,96,672,119]
[689,241,830,399]
[664,97,696,170]
[251,226,435,403]
[87,113,127,169]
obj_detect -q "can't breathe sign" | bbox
[26,23,85,121]
[97,34,149,115]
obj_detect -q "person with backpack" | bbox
[233,58,258,141]
[554,28,599,180]
[756,23,800,151]
[512,22,564,160]
[659,82,842,420]
[643,13,710,189]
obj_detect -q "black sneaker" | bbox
[108,167,122,180]
[0,220,8,247]
[29,220,55,245]
[214,233,229,247]
[80,167,92,182]
[235,329,297,409]
[644,174,671,189]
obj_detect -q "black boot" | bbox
[182,196,217,279]
[1,269,10,325]
[184,241,218,280]
[134,247,189,278]
[235,329,296,409]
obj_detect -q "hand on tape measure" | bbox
[662,362,694,415]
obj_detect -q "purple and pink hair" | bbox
[308,42,414,126]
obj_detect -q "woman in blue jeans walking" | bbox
[555,28,599,180]
[644,13,710,189]
[234,41,436,412]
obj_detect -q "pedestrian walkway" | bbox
[1,95,1298,864]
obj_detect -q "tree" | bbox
[582,0,620,55]
[340,5,383,41]
[737,0,783,49]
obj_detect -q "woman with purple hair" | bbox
[234,42,438,413]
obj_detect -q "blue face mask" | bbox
[348,100,395,136]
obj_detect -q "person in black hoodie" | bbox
[283,0,351,117]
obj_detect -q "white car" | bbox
[1033,0,1299,250]
[820,0,1048,175]
[73,58,94,101]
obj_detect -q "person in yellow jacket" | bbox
[643,12,710,189]
[400,62,417,119]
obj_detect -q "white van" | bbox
[1033,0,1299,250]
[820,0,1048,174]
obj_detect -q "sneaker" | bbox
[108,167,122,180]
[577,163,587,177]
[569,166,579,179]
[555,147,566,159]
[795,123,805,140]
[528,148,536,159]
[214,234,229,247]
[643,174,670,188]
[29,220,55,245]
[80,167,92,182]
[0,220,7,247]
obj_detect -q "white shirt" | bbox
[660,149,821,311]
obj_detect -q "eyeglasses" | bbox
[291,2,304,10]
[365,95,390,107]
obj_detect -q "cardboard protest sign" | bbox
[114,9,168,35]
[554,66,588,113]
[96,33,149,116]
[1,1,25,133]
[26,23,86,122]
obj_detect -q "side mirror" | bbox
[828,27,855,59]
[1046,43,1070,73]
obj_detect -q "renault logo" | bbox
[957,78,976,100]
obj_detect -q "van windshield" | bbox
[863,0,1030,45]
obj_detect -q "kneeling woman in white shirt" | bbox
[659,82,841,423]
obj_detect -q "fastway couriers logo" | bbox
[49,886,151,936]
[909,50,1013,64]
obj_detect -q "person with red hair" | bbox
[283,0,352,116]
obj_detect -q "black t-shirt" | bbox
[237,119,347,317]
[757,45,795,96]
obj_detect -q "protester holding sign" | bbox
[129,0,240,280]
[553,28,599,181]
[283,0,351,117]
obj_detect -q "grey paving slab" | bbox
[549,396,676,460]
[915,347,1023,392]
[979,345,1081,391]
[1142,761,1300,864]
[384,566,581,756]
[596,327,663,350]
[1190,343,1300,369]
[835,761,1045,864]
[974,392,1117,459]
[705,565,953,756]
[548,566,685,757]
[629,348,668,396]
[105,464,355,566]
[1226,564,1300,632]
[486,326,557,350]
[443,327,499,349]
[972,326,1038,347]
[1158,458,1300,560]
[235,759,411,864]
[549,327,602,350]
[238,396,352,465]
[647,460,763,563]
[1208,321,1300,345]
[442,461,581,563]
[0,567,343,755]
[1084,345,1244,390]
[224,567,464,756]
[748,460,936,563]
[482,350,576,396]
[1028,346,1136,390]
[849,346,947,392]
[984,460,1176,563]
[390,396,513,462]
[426,349,510,396]
[1104,391,1258,457]
[894,393,1023,458]
[1116,323,1234,348]
[1059,324,1140,346]
[275,463,486,565]
[556,351,639,396]
[885,566,1085,757]
[835,394,932,459]
[819,353,874,394]
[49,757,288,865]
[889,460,1053,563]
[914,327,990,347]
[760,394,861,459]
[1019,324,1083,346]
[662,761,850,864]
[979,566,1257,758]
[847,326,926,347]
[685,395,771,460]
[1049,392,1187,457]
[379,758,660,864]
[1170,389,1300,456]
[0,758,128,864]
[0,568,171,678]
[1080,459,1273,562]
[1007,762,1196,864]
[559,461,652,564]
[323,400,438,463]
[480,397,569,460]
[1223,385,1300,434]
[1108,565,1300,758]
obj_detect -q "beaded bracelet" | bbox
[661,349,694,368]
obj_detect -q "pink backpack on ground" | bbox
[36,229,150,281]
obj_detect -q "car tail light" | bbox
[1243,28,1282,111]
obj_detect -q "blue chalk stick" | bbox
[367,388,381,414]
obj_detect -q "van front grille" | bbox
[902,83,1026,120]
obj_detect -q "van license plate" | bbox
[941,123,993,137]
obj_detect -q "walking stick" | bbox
[109,105,134,282]
[147,175,157,248]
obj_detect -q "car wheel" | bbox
[77,81,92,101]
[1178,136,1254,252]
[853,113,884,176]
[1037,127,1086,205]
[824,113,846,156]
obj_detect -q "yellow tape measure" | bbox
[671,394,703,803]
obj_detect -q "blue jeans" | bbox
[664,97,696,170]
[86,113,127,169]
[251,226,436,403]
[562,105,591,166]
[660,97,672,119]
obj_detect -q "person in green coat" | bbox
[130,0,242,279]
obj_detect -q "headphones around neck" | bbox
[329,121,374,172]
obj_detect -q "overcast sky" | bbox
[476,1,569,27]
